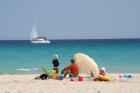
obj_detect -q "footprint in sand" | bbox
[4,91,10,93]
[97,90,101,93]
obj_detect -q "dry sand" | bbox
[0,74,140,93]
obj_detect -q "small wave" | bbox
[16,68,38,71]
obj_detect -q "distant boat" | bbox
[30,23,50,44]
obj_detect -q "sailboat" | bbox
[30,23,50,44]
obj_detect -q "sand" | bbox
[0,74,140,93]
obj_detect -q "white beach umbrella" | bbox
[74,53,99,76]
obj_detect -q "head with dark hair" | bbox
[71,59,75,64]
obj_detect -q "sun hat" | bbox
[53,54,58,59]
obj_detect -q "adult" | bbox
[52,54,60,74]
[61,59,79,78]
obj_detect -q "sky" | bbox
[0,0,140,40]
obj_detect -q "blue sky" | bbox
[0,0,140,40]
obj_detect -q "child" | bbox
[94,67,111,81]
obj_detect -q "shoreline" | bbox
[0,74,140,93]
[0,72,139,75]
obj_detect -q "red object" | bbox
[79,76,83,81]
[55,76,60,80]
[63,63,79,76]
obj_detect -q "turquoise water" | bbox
[0,39,140,74]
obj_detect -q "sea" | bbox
[0,39,140,74]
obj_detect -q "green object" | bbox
[42,66,59,78]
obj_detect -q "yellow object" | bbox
[97,75,111,81]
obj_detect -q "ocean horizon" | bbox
[0,39,140,74]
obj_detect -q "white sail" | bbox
[30,23,39,40]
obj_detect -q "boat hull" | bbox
[31,40,50,44]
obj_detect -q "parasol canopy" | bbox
[74,53,99,76]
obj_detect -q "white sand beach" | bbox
[0,74,140,93]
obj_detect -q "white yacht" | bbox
[30,23,50,44]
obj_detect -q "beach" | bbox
[0,74,140,93]
[0,40,140,93]
[1,0,140,92]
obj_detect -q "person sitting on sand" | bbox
[61,59,79,78]
[99,67,107,76]
[52,54,60,74]
[94,67,111,81]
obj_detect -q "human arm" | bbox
[61,65,72,74]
